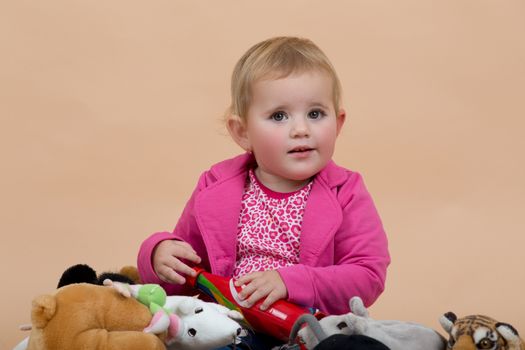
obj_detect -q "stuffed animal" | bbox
[14,264,246,350]
[439,312,524,350]
[284,314,390,350]
[105,279,245,350]
[298,296,446,350]
[187,266,322,342]
[16,283,166,350]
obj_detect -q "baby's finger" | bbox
[172,259,199,278]
[237,279,258,300]
[175,240,198,255]
[234,271,258,287]
[243,287,267,308]
[173,248,202,265]
[259,290,280,311]
[158,265,186,284]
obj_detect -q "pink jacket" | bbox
[138,153,390,314]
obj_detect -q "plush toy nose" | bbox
[236,328,242,336]
[454,335,475,349]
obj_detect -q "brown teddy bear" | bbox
[21,283,166,350]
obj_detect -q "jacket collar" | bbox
[195,153,345,274]
[209,153,348,189]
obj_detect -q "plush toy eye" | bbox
[336,321,348,330]
[195,307,203,314]
[478,338,494,349]
[188,328,197,337]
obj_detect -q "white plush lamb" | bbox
[105,279,245,350]
[298,296,446,350]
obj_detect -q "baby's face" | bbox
[244,70,344,191]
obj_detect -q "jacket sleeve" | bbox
[278,173,390,315]
[137,171,213,296]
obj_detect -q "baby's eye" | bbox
[270,111,287,121]
[308,109,325,119]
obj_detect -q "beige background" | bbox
[2,1,524,347]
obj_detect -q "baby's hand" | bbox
[234,270,288,311]
[153,240,201,284]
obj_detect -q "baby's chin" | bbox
[286,163,328,181]
[284,170,320,183]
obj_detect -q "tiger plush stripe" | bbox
[440,312,524,350]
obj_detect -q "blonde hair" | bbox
[228,36,342,120]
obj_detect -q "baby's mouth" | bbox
[288,147,314,154]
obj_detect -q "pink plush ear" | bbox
[144,310,170,334]
[167,313,182,340]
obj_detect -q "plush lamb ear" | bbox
[344,311,368,334]
[103,279,133,298]
[227,310,244,320]
[496,322,522,348]
[208,303,244,320]
[439,312,457,333]
[176,297,198,316]
[167,313,182,339]
[208,302,231,314]
[349,296,369,318]
[31,294,57,329]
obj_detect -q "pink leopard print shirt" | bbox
[233,169,313,279]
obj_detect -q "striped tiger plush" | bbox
[439,312,524,350]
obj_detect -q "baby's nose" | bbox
[290,120,310,137]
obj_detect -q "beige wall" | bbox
[2,1,524,347]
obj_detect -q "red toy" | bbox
[186,267,324,342]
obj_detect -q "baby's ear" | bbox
[226,114,252,152]
[336,108,346,135]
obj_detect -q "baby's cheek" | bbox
[254,135,285,156]
[316,127,339,149]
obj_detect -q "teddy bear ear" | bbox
[31,294,57,329]
[118,266,142,284]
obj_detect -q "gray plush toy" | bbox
[298,296,446,350]
[280,314,390,350]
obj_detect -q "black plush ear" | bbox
[444,312,457,323]
[57,264,98,288]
